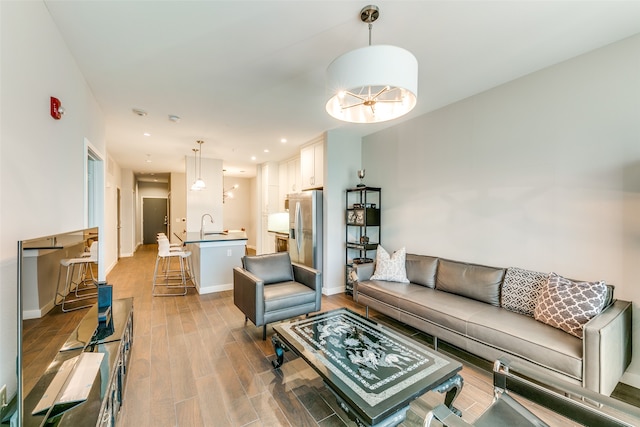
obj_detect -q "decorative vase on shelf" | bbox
[357,169,366,187]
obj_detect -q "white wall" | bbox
[323,130,362,295]
[222,177,252,232]
[104,156,120,272]
[0,1,105,400]
[170,172,186,244]
[186,156,223,233]
[363,34,640,385]
[120,169,136,256]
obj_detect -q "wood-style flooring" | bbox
[21,244,631,426]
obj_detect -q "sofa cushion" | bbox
[405,254,438,288]
[534,273,608,338]
[436,259,505,306]
[396,286,490,335]
[370,246,409,283]
[243,252,294,285]
[502,267,549,317]
[467,306,583,380]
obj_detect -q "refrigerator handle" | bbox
[295,201,302,254]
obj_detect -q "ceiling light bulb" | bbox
[143,132,151,137]
[280,138,287,143]
[264,149,269,153]
[251,156,256,161]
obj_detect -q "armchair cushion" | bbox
[264,281,317,312]
[242,252,294,285]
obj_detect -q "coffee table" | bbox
[272,308,463,427]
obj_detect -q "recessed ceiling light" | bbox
[132,108,147,116]
[264,149,269,153]
[143,132,151,137]
[168,114,180,122]
[251,156,256,161]
[280,138,287,143]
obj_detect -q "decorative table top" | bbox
[274,308,462,424]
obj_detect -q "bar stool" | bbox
[158,236,196,287]
[55,242,98,311]
[152,239,195,296]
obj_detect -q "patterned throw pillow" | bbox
[370,246,409,283]
[534,272,608,338]
[501,267,549,317]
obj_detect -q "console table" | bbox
[22,298,133,427]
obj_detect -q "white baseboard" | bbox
[197,282,233,295]
[23,299,55,319]
[323,285,346,296]
[620,371,640,388]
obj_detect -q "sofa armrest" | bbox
[233,267,265,325]
[583,299,632,395]
[354,263,375,281]
[292,263,322,309]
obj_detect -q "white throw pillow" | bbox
[370,246,409,283]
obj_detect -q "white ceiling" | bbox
[44,1,640,178]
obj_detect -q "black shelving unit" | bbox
[345,186,381,295]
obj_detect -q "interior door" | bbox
[143,198,167,244]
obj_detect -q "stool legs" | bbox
[55,259,97,312]
[152,253,188,297]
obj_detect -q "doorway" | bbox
[142,197,168,244]
[85,139,105,280]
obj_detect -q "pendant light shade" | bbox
[326,45,418,123]
[325,5,418,124]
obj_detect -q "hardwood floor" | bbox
[22,244,623,426]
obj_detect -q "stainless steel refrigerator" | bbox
[288,190,322,271]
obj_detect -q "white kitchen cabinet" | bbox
[301,138,324,190]
[279,156,301,210]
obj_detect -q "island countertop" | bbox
[183,231,248,244]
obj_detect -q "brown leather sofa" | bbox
[353,254,632,396]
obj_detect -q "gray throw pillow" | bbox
[534,272,608,339]
[501,267,548,317]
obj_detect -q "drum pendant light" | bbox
[326,5,418,124]
[191,141,207,190]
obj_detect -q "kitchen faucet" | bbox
[200,213,214,239]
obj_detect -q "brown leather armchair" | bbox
[233,252,322,340]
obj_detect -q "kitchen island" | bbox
[184,231,248,294]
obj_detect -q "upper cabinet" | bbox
[279,156,301,210]
[301,138,324,190]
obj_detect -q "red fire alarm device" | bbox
[50,97,63,120]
